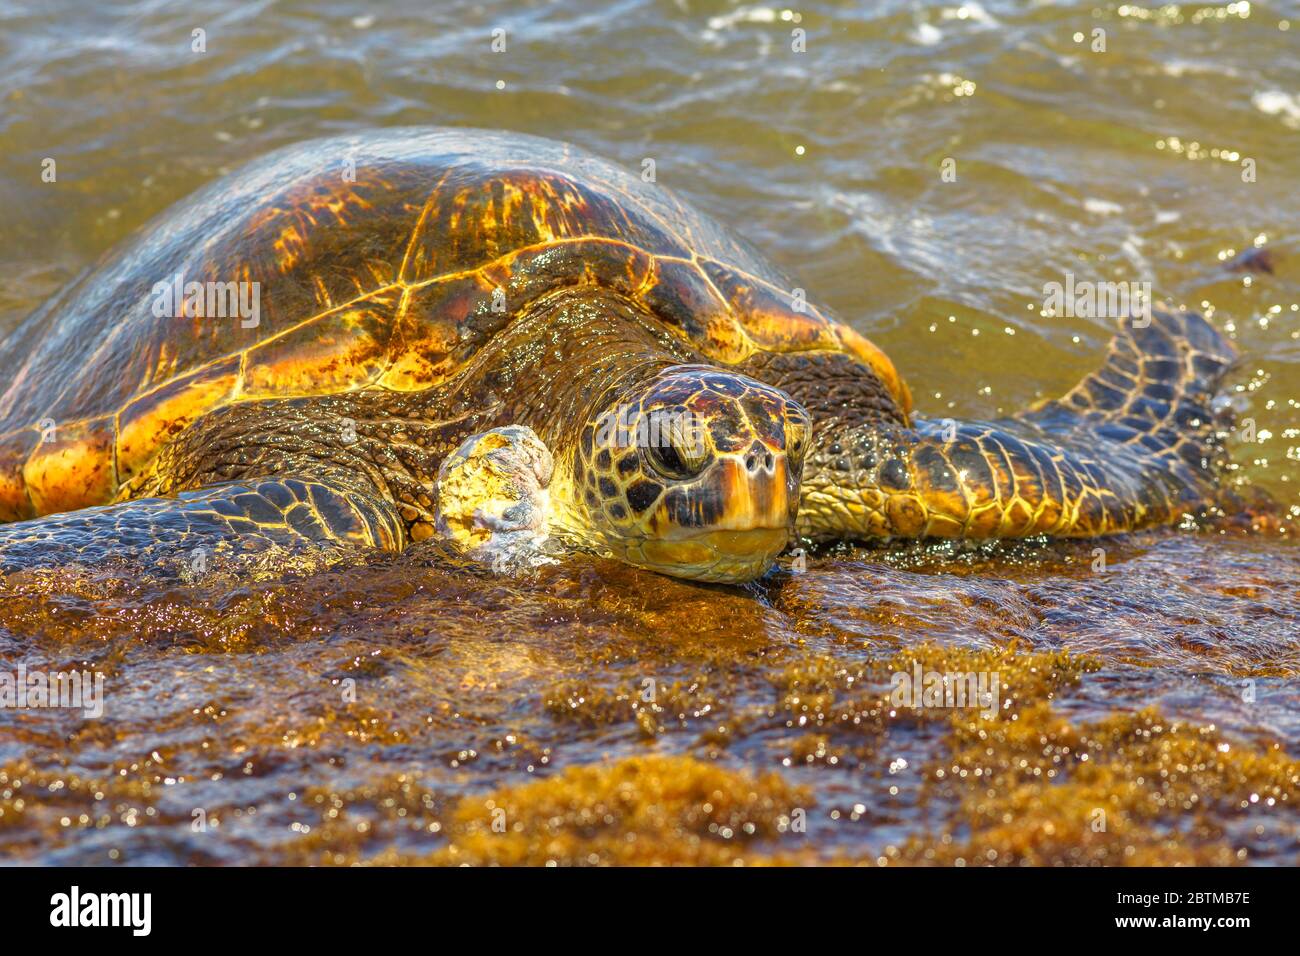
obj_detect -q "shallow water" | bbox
[1,0,1298,864]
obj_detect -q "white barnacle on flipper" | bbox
[432,426,557,571]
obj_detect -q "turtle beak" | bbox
[720,439,798,531]
[637,527,790,583]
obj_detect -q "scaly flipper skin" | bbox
[0,475,401,576]
[781,308,1237,541]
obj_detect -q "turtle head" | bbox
[562,365,810,583]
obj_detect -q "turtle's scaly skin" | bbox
[747,308,1235,541]
[0,128,1237,582]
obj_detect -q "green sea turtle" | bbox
[0,128,1236,583]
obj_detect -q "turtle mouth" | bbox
[630,526,789,583]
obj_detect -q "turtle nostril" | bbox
[744,443,775,475]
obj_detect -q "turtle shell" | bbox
[0,127,909,521]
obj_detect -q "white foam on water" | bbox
[911,23,943,46]
[1084,198,1123,215]
[705,5,779,32]
[701,4,784,47]
[941,3,999,29]
[1160,59,1239,78]
[1252,90,1300,126]
[1121,234,1153,279]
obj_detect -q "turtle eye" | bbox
[786,419,809,465]
[644,415,710,480]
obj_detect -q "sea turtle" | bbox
[0,128,1236,583]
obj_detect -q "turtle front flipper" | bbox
[798,307,1238,541]
[0,474,403,578]
[421,425,557,572]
